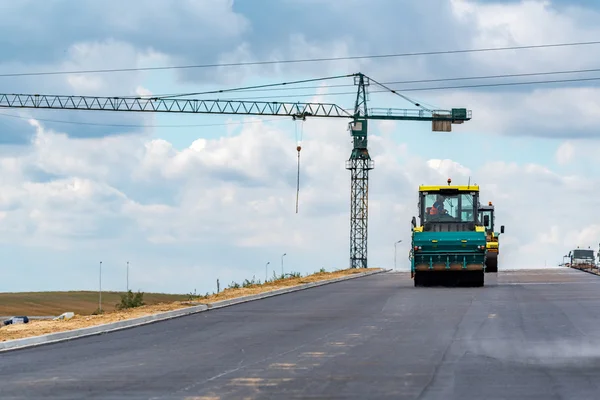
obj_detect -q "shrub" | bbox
[242,276,260,288]
[116,290,145,310]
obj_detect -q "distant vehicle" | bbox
[409,178,487,287]
[567,247,596,269]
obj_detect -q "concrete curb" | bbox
[0,303,209,353]
[207,269,390,310]
[0,268,389,353]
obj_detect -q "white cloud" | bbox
[402,0,600,138]
[450,0,600,72]
[429,86,600,138]
[102,0,250,39]
[203,33,364,85]
[426,159,472,180]
[556,141,574,165]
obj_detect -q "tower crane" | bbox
[0,72,471,269]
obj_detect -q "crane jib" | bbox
[0,94,471,122]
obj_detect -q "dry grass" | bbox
[1,268,380,342]
[198,268,379,303]
[0,291,188,316]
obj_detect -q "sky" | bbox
[1,0,600,295]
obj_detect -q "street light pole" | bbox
[265,261,270,282]
[394,240,402,271]
[99,261,102,313]
[281,253,287,277]
[127,261,129,292]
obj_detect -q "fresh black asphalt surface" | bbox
[3,268,600,399]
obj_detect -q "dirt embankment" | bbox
[1,268,381,342]
[0,292,188,316]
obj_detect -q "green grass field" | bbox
[0,291,189,316]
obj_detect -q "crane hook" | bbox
[295,143,301,214]
[295,122,304,214]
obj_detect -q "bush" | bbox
[116,290,145,310]
[242,276,260,288]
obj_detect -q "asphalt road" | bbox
[2,268,600,399]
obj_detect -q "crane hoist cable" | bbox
[294,119,304,214]
[151,74,354,100]
[368,75,438,113]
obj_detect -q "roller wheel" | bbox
[414,272,426,287]
[485,252,498,273]
[414,271,484,287]
[470,270,485,287]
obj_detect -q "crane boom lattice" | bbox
[0,94,352,118]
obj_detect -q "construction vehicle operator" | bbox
[429,195,447,215]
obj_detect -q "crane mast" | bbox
[346,73,372,269]
[0,72,472,269]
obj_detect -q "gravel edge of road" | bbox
[0,268,390,353]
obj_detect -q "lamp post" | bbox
[126,261,129,292]
[265,261,270,282]
[394,240,402,271]
[281,253,287,277]
[99,261,102,313]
